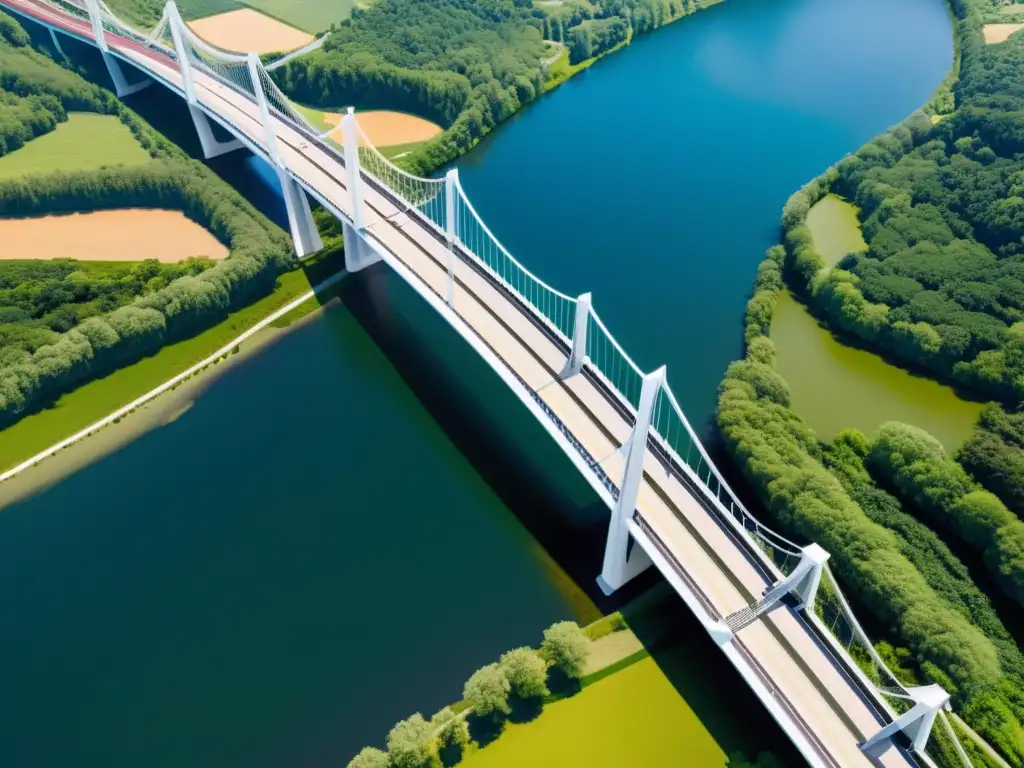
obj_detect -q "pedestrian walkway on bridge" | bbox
[0,1,1002,765]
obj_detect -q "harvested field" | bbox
[324,110,443,147]
[295,105,443,150]
[187,8,313,53]
[0,210,228,262]
[983,22,1024,42]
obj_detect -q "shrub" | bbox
[869,422,1024,608]
[437,715,469,752]
[540,621,589,680]
[499,647,549,699]
[386,714,433,768]
[348,747,391,768]
[463,663,511,717]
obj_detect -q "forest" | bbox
[717,0,1024,763]
[720,249,1024,767]
[781,0,1024,405]
[0,10,293,428]
[272,0,719,173]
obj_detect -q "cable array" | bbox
[33,2,995,762]
[452,174,578,341]
[355,121,447,232]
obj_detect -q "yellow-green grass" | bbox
[544,46,625,92]
[0,113,150,179]
[460,654,732,767]
[0,265,326,473]
[806,194,868,268]
[241,0,362,34]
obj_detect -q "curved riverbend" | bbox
[457,0,953,427]
[0,0,954,765]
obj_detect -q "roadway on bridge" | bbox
[4,4,915,765]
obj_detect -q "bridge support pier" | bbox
[561,292,591,378]
[861,685,950,757]
[787,543,829,611]
[444,169,458,305]
[597,367,664,595]
[102,53,151,98]
[342,221,380,272]
[166,2,197,104]
[724,544,830,633]
[48,27,67,60]
[278,172,323,259]
[189,105,243,159]
[340,108,381,273]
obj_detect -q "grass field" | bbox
[805,194,867,268]
[177,0,356,34]
[0,252,343,473]
[460,653,732,767]
[0,113,150,179]
[243,0,356,34]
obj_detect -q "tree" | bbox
[499,647,549,699]
[386,714,433,768]
[433,709,469,751]
[348,747,391,768]
[463,663,511,716]
[540,621,589,679]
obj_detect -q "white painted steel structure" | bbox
[0,1,993,765]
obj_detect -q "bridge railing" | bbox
[356,121,449,236]
[451,173,579,343]
[34,5,986,763]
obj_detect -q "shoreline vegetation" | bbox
[0,9,353,480]
[718,0,1024,764]
[346,587,781,768]
[269,0,728,177]
[0,0,731,485]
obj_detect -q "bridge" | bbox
[0,1,987,765]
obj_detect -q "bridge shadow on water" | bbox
[330,264,801,765]
[34,29,798,758]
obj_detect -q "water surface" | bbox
[806,194,868,267]
[0,0,957,764]
[456,0,953,427]
[771,291,983,449]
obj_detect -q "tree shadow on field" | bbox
[467,713,505,748]
[438,741,465,767]
[545,667,582,699]
[507,694,543,724]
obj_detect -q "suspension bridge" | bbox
[0,1,995,765]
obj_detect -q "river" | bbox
[0,0,953,765]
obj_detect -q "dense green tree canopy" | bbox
[463,663,511,717]
[0,12,292,429]
[540,621,589,679]
[273,0,719,173]
[498,646,549,699]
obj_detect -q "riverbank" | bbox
[716,1,1024,759]
[0,284,344,506]
[770,193,984,449]
[0,249,346,483]
[348,585,785,768]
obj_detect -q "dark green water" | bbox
[0,0,953,765]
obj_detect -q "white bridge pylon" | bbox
[22,0,989,763]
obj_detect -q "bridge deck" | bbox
[3,4,916,765]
